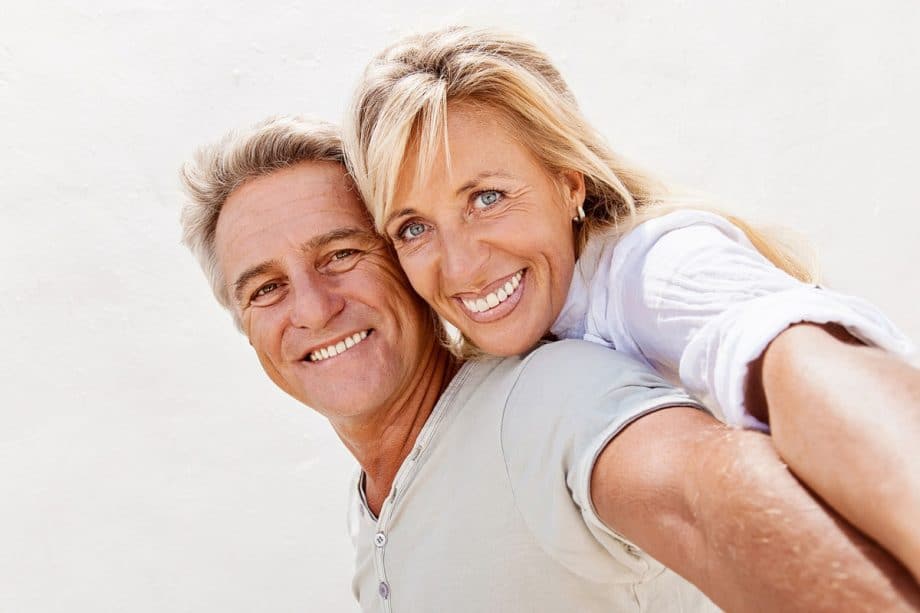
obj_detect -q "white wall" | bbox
[2,1,918,611]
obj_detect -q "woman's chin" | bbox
[467,328,545,358]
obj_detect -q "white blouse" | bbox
[550,209,915,430]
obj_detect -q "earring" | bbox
[572,205,586,223]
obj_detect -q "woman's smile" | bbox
[455,269,526,322]
[389,103,584,356]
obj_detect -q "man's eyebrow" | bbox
[231,226,378,304]
[233,261,278,304]
[302,226,375,251]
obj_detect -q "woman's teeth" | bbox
[309,330,369,362]
[462,271,523,314]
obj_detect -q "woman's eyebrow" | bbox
[384,171,517,229]
[454,170,514,196]
[384,208,418,229]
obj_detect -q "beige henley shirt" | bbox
[350,339,720,612]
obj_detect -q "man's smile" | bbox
[305,329,373,363]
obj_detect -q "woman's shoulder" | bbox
[583,208,754,280]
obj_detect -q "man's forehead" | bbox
[215,162,372,272]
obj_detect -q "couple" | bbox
[180,27,920,612]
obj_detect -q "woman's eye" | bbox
[473,190,503,210]
[398,222,428,241]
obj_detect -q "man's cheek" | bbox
[246,315,273,361]
[239,309,254,343]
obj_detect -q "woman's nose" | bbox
[439,225,490,290]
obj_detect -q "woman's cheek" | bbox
[396,253,435,299]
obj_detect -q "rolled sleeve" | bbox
[500,340,706,582]
[682,284,916,429]
[591,210,915,430]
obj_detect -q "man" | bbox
[180,115,919,612]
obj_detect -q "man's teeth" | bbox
[462,271,523,314]
[309,331,369,362]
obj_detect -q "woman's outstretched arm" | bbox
[592,406,920,612]
[748,322,920,583]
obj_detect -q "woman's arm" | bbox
[749,322,920,582]
[598,212,920,580]
[591,406,920,612]
[601,211,913,428]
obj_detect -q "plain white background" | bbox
[2,1,918,611]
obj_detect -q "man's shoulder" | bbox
[499,339,702,457]
[514,339,672,394]
[461,339,695,438]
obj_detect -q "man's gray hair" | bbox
[180,115,344,320]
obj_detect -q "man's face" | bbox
[214,161,432,421]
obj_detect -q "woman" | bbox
[344,26,920,581]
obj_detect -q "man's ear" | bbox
[559,169,586,211]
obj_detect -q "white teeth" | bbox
[460,271,524,315]
[309,330,371,362]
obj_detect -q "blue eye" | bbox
[473,190,503,209]
[398,222,427,241]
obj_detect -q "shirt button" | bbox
[374,532,387,547]
[378,581,390,599]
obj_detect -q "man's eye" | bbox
[472,190,503,210]
[398,222,428,241]
[252,283,278,301]
[323,248,362,272]
[332,249,357,261]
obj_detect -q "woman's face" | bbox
[385,104,585,356]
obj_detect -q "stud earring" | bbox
[572,205,586,222]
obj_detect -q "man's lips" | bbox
[303,329,372,363]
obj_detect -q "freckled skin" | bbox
[214,161,434,424]
[389,104,586,356]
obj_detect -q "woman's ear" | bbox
[559,169,586,212]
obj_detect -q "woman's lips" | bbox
[454,269,526,323]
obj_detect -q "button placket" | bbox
[367,363,476,613]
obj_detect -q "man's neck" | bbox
[332,342,461,515]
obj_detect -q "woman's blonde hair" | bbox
[345,26,815,356]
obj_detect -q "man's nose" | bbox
[439,225,490,290]
[288,273,345,331]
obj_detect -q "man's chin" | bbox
[282,368,401,420]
